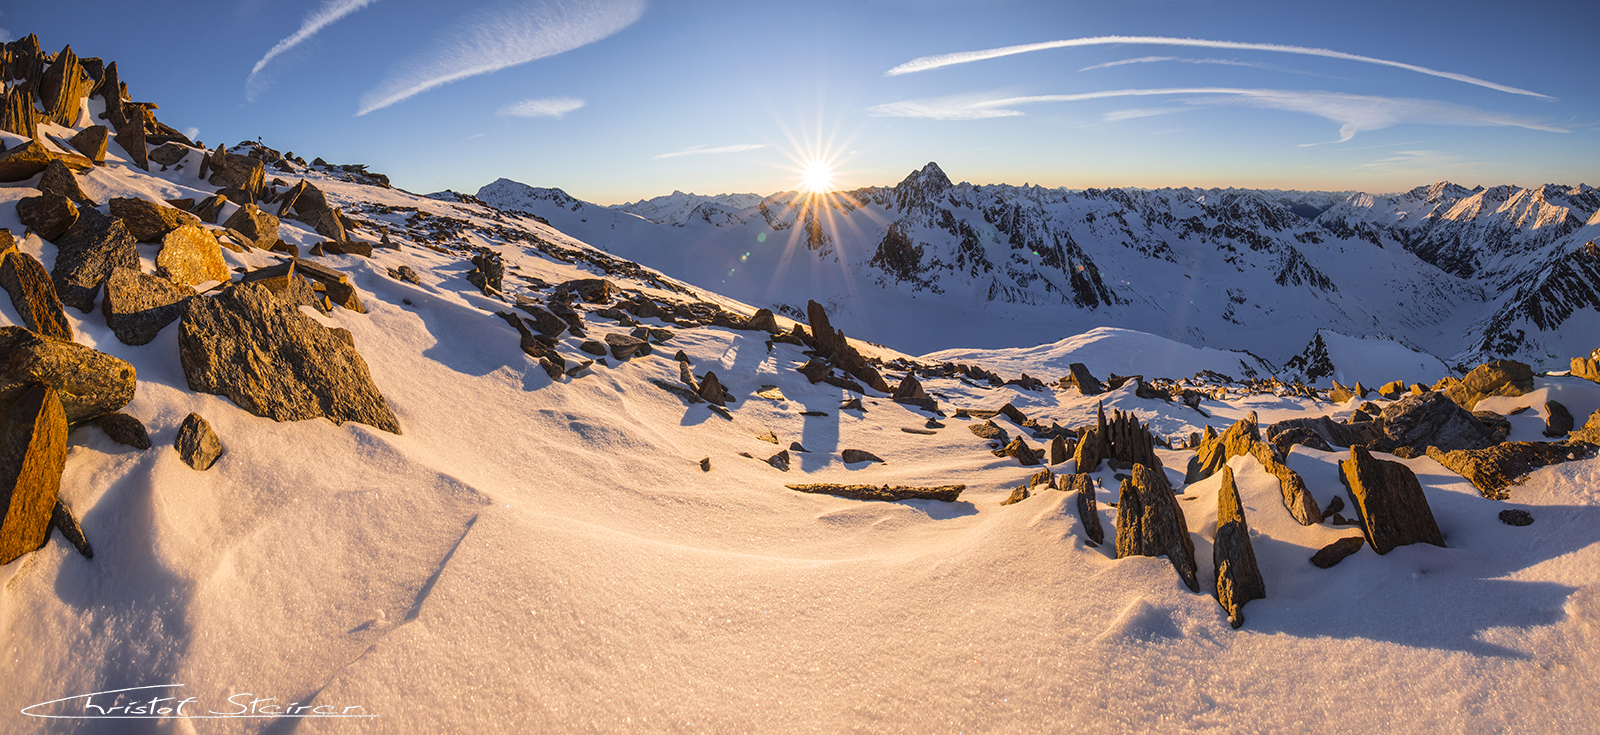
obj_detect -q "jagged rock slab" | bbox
[1265,415,1382,453]
[1061,473,1103,545]
[0,383,67,565]
[222,203,280,250]
[0,139,53,182]
[111,101,148,171]
[39,45,91,127]
[1116,463,1200,592]
[1,247,73,341]
[50,207,138,312]
[67,125,108,165]
[0,327,135,422]
[1443,360,1533,410]
[17,194,78,241]
[787,483,965,502]
[1214,466,1266,628]
[207,151,264,199]
[109,197,200,242]
[155,225,228,287]
[37,160,91,204]
[102,267,195,346]
[178,283,400,434]
[1425,442,1598,500]
[0,85,39,139]
[148,142,196,167]
[173,412,222,470]
[1186,412,1259,483]
[1245,442,1323,525]
[1062,362,1105,395]
[1339,445,1445,554]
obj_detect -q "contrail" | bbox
[884,36,1553,99]
[247,0,381,101]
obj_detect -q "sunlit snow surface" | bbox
[2,130,1600,733]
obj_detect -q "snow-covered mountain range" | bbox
[477,166,1600,379]
[610,190,765,225]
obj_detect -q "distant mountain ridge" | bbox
[476,166,1600,374]
[611,190,766,225]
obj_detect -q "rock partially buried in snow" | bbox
[37,160,92,205]
[1443,359,1533,410]
[177,282,401,434]
[155,225,229,287]
[787,483,964,502]
[1061,473,1103,546]
[1116,463,1199,593]
[67,125,109,165]
[0,383,67,565]
[1544,401,1574,437]
[92,411,151,449]
[101,267,196,346]
[221,204,280,251]
[1377,391,1501,455]
[0,327,136,422]
[0,246,73,341]
[1213,466,1266,629]
[1425,442,1598,500]
[1309,536,1364,568]
[1339,445,1444,554]
[840,449,884,465]
[604,332,650,360]
[50,207,138,313]
[173,412,222,470]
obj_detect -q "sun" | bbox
[800,161,833,193]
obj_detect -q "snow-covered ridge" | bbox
[611,190,765,225]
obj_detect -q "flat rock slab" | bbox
[156,225,229,287]
[51,207,137,313]
[1,248,73,340]
[178,282,400,434]
[1426,441,1598,500]
[173,412,222,470]
[0,139,53,182]
[787,483,966,502]
[0,327,135,422]
[0,383,67,565]
[102,267,195,346]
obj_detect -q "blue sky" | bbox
[6,0,1596,202]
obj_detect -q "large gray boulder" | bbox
[1378,391,1501,454]
[178,282,400,434]
[0,327,136,422]
[50,207,138,312]
[102,267,195,345]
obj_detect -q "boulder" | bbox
[1473,411,1512,443]
[765,449,791,472]
[207,151,265,199]
[177,282,400,433]
[1378,380,1406,400]
[1265,415,1381,452]
[1000,486,1031,505]
[50,207,138,312]
[109,197,200,242]
[747,308,780,333]
[67,125,109,165]
[1309,536,1364,569]
[148,142,194,167]
[1003,436,1041,466]
[841,449,884,464]
[1444,360,1533,410]
[1378,391,1501,454]
[319,241,373,257]
[37,160,92,205]
[1049,434,1070,465]
[579,341,606,356]
[0,247,73,341]
[1213,466,1266,628]
[16,194,79,241]
[155,226,229,287]
[0,85,37,140]
[92,411,151,449]
[554,278,616,304]
[1073,410,1111,473]
[1425,442,1598,500]
[239,262,320,310]
[0,327,136,422]
[797,358,830,384]
[0,139,53,182]
[1544,401,1574,437]
[111,102,148,171]
[1339,445,1444,554]
[1246,441,1323,526]
[968,420,1008,443]
[1499,509,1534,527]
[1270,426,1333,456]
[221,204,280,251]
[1061,362,1104,395]
[101,267,195,345]
[604,332,650,360]
[0,383,67,565]
[192,195,228,224]
[173,412,222,470]
[1116,463,1200,593]
[1187,413,1259,483]
[514,304,568,339]
[1061,473,1103,545]
[697,371,731,406]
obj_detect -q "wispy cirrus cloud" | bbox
[653,144,767,159]
[884,36,1554,99]
[1080,56,1270,72]
[866,87,1569,142]
[497,97,586,118]
[247,0,381,101]
[356,0,645,116]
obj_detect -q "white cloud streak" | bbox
[653,144,767,159]
[357,0,645,116]
[1079,56,1271,72]
[867,87,1569,142]
[884,36,1553,99]
[247,0,381,101]
[497,97,587,118]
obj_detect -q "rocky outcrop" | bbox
[0,383,67,565]
[50,207,138,312]
[101,267,195,346]
[0,327,135,422]
[1213,466,1265,628]
[1061,473,1103,546]
[173,412,222,470]
[1116,463,1200,592]
[1339,445,1445,554]
[1443,359,1533,410]
[17,194,78,240]
[177,282,400,434]
[787,483,965,502]
[1264,415,1382,452]
[1078,403,1163,474]
[109,197,200,242]
[1377,391,1501,454]
[1426,441,1598,500]
[806,300,891,393]
[1,247,73,341]
[1186,413,1259,483]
